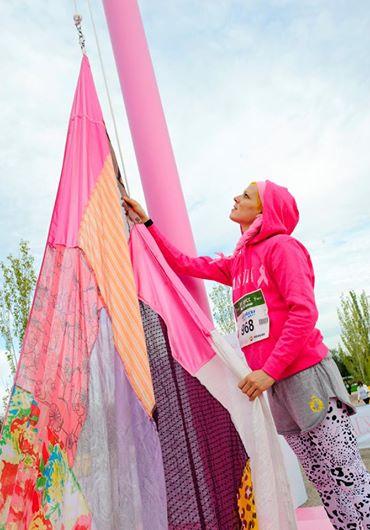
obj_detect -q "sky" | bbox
[1,1,370,406]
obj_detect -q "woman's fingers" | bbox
[240,380,254,395]
[123,196,136,206]
[240,381,261,401]
[238,376,263,401]
[121,196,149,223]
[249,388,262,401]
[238,374,251,389]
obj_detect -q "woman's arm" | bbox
[147,222,233,286]
[122,196,232,285]
[262,238,320,380]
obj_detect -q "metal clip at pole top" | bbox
[73,14,86,54]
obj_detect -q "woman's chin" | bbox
[229,211,239,223]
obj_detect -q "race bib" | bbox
[234,289,270,348]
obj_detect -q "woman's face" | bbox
[229,183,262,231]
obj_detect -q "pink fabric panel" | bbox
[129,224,215,375]
[48,56,110,247]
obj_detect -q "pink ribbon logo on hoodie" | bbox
[257,265,269,287]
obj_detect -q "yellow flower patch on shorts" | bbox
[309,394,325,413]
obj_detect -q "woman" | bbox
[124,180,370,529]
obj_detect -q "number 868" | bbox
[240,319,255,335]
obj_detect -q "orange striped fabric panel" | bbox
[78,154,155,414]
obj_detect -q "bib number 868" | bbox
[240,319,255,336]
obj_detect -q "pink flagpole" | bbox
[102,0,212,318]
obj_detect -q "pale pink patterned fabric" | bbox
[17,245,102,465]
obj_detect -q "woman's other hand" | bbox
[123,196,150,223]
[238,370,275,401]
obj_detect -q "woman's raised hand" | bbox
[123,196,150,223]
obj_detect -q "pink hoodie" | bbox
[146,180,328,380]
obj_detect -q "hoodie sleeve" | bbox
[262,238,319,380]
[146,223,232,286]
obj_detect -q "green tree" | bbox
[331,347,350,378]
[337,290,370,382]
[331,347,354,393]
[0,240,36,415]
[209,284,236,334]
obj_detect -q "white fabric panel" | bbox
[225,331,307,508]
[195,330,298,530]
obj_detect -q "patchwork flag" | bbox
[0,56,296,530]
[0,56,166,530]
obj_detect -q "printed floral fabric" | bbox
[0,386,91,529]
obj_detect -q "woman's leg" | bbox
[285,398,370,530]
[286,426,363,529]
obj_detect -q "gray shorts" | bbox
[267,354,356,435]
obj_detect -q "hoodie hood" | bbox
[252,180,299,244]
[234,181,299,251]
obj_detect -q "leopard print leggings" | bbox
[285,398,370,530]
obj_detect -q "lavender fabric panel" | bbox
[139,301,247,530]
[74,308,167,530]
